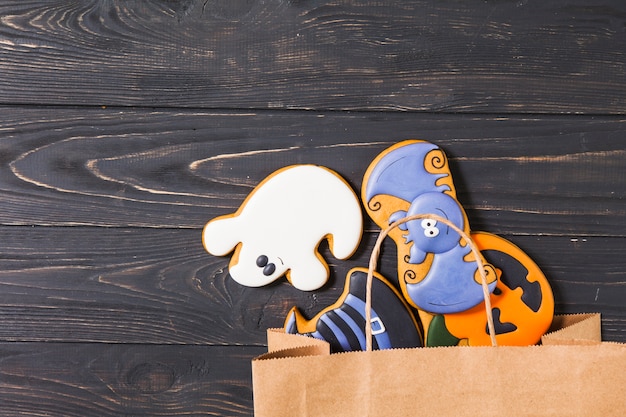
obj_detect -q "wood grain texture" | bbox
[0,227,624,344]
[0,0,625,113]
[0,342,262,416]
[1,108,625,236]
[1,1,625,415]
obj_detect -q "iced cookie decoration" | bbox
[427,232,555,346]
[362,140,554,346]
[362,140,497,315]
[284,268,423,352]
[202,165,363,291]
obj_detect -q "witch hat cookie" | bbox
[362,140,497,316]
[203,165,363,291]
[284,267,423,352]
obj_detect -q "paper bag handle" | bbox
[365,214,497,351]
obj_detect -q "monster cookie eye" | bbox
[421,219,440,238]
[256,255,269,267]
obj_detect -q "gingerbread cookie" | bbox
[202,165,363,291]
[284,267,423,352]
[363,140,554,346]
[427,232,554,346]
[362,140,497,315]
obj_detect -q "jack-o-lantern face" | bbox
[436,232,554,346]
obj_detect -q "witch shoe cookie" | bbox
[428,232,554,346]
[362,140,497,319]
[284,267,423,352]
[203,165,363,291]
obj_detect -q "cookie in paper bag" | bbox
[428,232,555,346]
[284,267,423,352]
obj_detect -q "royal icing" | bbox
[284,268,423,352]
[431,232,555,346]
[202,165,363,291]
[364,141,451,204]
[363,140,496,314]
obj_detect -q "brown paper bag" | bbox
[252,215,626,417]
[253,313,625,417]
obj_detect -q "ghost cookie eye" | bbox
[256,255,276,276]
[256,255,269,267]
[263,263,276,276]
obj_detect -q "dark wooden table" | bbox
[1,1,624,415]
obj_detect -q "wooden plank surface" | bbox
[1,108,624,235]
[1,1,625,415]
[0,1,625,113]
[0,342,262,416]
[0,107,624,345]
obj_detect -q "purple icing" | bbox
[405,243,496,314]
[364,140,496,314]
[365,142,450,204]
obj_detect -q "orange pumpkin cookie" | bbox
[431,232,555,346]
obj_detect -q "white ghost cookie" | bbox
[202,165,363,291]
